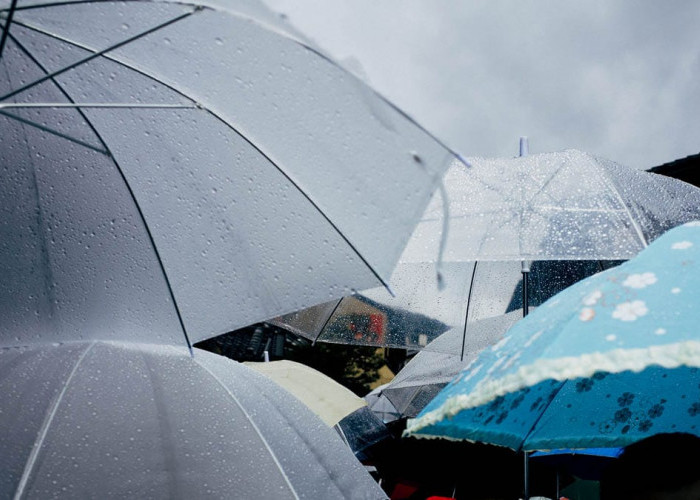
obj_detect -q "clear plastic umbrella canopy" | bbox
[406,222,700,452]
[364,384,401,424]
[381,311,522,418]
[270,149,699,350]
[402,149,700,263]
[0,0,457,348]
[0,341,387,499]
[270,259,610,349]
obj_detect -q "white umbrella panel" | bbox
[0,341,388,499]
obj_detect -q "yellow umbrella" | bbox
[244,359,367,427]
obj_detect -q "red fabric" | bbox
[389,482,418,499]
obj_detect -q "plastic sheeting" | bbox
[0,341,387,499]
[0,0,456,348]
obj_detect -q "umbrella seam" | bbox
[7,32,195,353]
[311,298,344,345]
[14,341,95,500]
[0,107,109,153]
[195,361,301,500]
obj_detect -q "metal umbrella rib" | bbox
[0,0,17,59]
[0,8,196,102]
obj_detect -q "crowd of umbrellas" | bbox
[1,1,700,499]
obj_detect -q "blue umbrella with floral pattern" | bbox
[406,221,700,452]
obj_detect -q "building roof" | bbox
[648,152,700,188]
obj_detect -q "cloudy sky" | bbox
[262,0,699,170]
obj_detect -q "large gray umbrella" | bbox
[0,341,387,499]
[0,0,457,349]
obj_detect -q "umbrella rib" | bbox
[520,379,568,453]
[0,102,197,109]
[11,17,396,292]
[312,298,344,346]
[0,109,108,154]
[0,0,17,60]
[196,362,301,500]
[459,261,479,361]
[597,161,648,248]
[8,33,195,354]
[0,8,196,102]
[14,342,95,500]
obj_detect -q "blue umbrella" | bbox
[406,221,700,451]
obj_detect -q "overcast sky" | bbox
[262,0,700,170]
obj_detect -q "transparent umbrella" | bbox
[0,341,387,499]
[403,148,700,263]
[0,0,457,349]
[271,148,700,350]
[381,311,522,418]
[270,259,611,350]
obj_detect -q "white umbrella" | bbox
[1,341,387,499]
[0,0,458,348]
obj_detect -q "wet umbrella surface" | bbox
[0,0,457,349]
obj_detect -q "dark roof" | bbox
[648,152,700,188]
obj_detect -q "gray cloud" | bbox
[263,0,700,169]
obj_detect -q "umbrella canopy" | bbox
[243,359,392,459]
[382,311,522,418]
[270,148,699,351]
[270,259,608,349]
[364,384,401,424]
[0,0,456,348]
[406,221,700,451]
[0,341,387,498]
[402,148,700,263]
[244,359,367,427]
